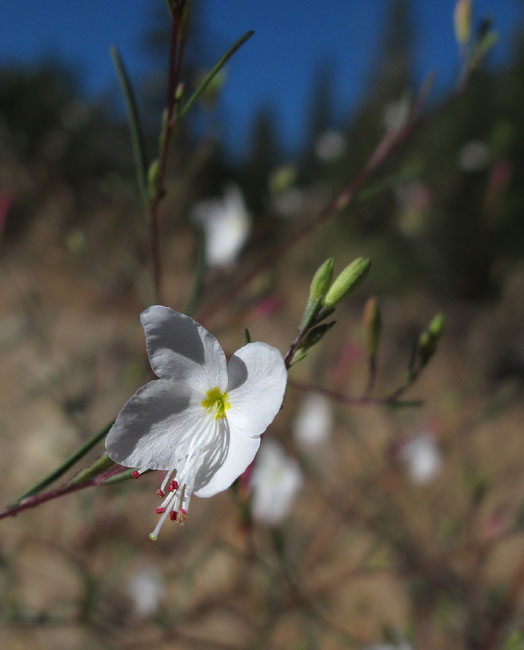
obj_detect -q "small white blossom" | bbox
[250,439,303,526]
[106,306,287,540]
[382,95,411,133]
[191,185,250,268]
[273,187,305,218]
[127,566,164,618]
[458,140,490,172]
[315,129,345,162]
[400,432,442,485]
[292,393,333,451]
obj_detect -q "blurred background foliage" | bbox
[1,1,524,649]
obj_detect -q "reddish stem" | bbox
[0,466,128,521]
[148,0,187,304]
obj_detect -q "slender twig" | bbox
[289,378,424,408]
[146,1,188,303]
[363,354,377,396]
[0,465,130,521]
[479,549,524,650]
[197,69,473,325]
[15,421,113,502]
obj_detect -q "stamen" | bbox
[170,511,178,521]
[160,469,177,494]
[156,488,165,497]
[155,507,166,514]
[132,470,140,479]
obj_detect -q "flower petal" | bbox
[105,379,206,470]
[194,419,260,498]
[226,342,287,438]
[141,306,227,393]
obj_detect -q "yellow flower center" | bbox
[201,387,230,420]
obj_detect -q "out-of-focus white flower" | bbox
[458,140,490,172]
[127,566,164,618]
[251,439,303,526]
[106,306,287,540]
[292,393,333,451]
[315,129,345,162]
[400,432,442,485]
[383,96,411,133]
[191,185,250,268]
[273,187,305,218]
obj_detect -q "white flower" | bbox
[315,129,345,162]
[105,306,287,540]
[382,96,411,133]
[127,566,164,618]
[458,140,490,172]
[191,185,250,269]
[292,393,333,451]
[250,439,303,526]
[400,432,442,485]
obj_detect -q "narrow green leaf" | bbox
[109,45,149,211]
[16,421,113,502]
[179,30,254,118]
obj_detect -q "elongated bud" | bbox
[363,296,381,357]
[310,258,334,302]
[147,158,161,198]
[323,258,371,309]
[417,313,445,366]
[454,0,472,46]
[428,312,445,339]
[299,258,334,331]
[175,82,185,102]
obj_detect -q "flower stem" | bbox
[15,421,113,503]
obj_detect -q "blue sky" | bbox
[0,1,522,156]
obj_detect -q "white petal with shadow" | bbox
[226,342,287,438]
[140,306,227,393]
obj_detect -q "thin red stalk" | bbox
[148,0,187,303]
[289,378,422,407]
[0,466,127,521]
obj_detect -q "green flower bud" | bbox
[323,257,371,309]
[428,313,445,339]
[417,313,445,366]
[363,296,381,357]
[454,0,472,46]
[310,258,334,302]
[299,258,334,331]
[147,158,161,198]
